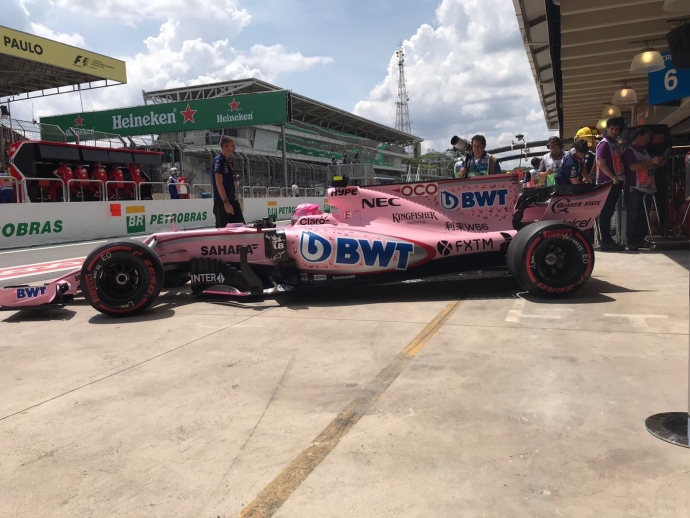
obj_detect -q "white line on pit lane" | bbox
[0,267,80,282]
[0,236,147,255]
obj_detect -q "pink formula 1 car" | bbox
[0,174,611,317]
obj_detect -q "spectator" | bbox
[342,153,350,165]
[596,117,626,251]
[354,151,359,163]
[331,157,338,166]
[0,167,14,203]
[556,138,591,186]
[168,167,181,199]
[90,162,108,200]
[71,163,90,200]
[454,157,465,179]
[622,127,664,251]
[51,161,72,202]
[212,136,245,227]
[291,181,299,197]
[538,136,565,186]
[457,135,501,177]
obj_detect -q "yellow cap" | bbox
[576,127,594,138]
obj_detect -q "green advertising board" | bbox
[41,90,289,137]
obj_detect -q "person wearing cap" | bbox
[596,117,625,251]
[576,127,598,182]
[90,162,108,200]
[167,167,181,200]
[556,139,591,186]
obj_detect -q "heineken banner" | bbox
[41,90,290,138]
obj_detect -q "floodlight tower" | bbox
[395,45,412,135]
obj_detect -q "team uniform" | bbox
[212,153,245,227]
[556,151,586,186]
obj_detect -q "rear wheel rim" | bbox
[532,239,582,286]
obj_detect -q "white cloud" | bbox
[29,22,85,47]
[354,0,554,162]
[12,5,333,122]
[527,108,544,122]
[55,0,252,29]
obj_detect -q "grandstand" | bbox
[141,78,424,192]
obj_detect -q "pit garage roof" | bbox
[142,78,423,147]
[0,25,126,100]
[513,0,686,138]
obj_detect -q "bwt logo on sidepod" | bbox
[16,286,47,299]
[398,183,438,197]
[300,231,414,270]
[441,189,509,210]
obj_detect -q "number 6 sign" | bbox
[649,52,690,105]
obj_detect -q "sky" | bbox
[5,0,554,155]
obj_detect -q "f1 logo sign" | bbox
[399,183,438,197]
[73,55,89,67]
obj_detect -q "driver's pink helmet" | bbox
[291,203,322,224]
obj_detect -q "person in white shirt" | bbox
[538,136,565,185]
[291,182,299,197]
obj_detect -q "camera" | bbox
[450,136,471,154]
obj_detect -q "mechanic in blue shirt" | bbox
[212,135,245,227]
[555,138,592,186]
[167,168,180,199]
[457,134,502,177]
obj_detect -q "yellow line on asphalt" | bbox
[238,300,462,518]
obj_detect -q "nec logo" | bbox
[361,197,401,208]
[16,286,47,299]
[73,55,90,67]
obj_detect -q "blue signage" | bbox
[649,52,690,106]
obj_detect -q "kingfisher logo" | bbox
[441,189,509,210]
[16,286,47,299]
[299,231,415,270]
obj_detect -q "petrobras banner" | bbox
[0,26,126,83]
[40,91,290,138]
[0,196,327,249]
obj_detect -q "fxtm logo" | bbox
[73,55,90,67]
[16,286,47,299]
[361,197,401,209]
[441,189,509,210]
[126,214,146,234]
[299,231,414,270]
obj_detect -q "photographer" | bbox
[455,135,501,178]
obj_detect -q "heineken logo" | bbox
[113,110,178,130]
[217,98,253,123]
[75,116,84,127]
[181,104,196,124]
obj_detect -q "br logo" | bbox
[268,206,278,220]
[126,214,146,234]
[437,240,452,256]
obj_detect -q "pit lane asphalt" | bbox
[1,246,689,518]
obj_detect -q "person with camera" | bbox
[212,136,245,227]
[455,134,501,178]
[596,117,626,251]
